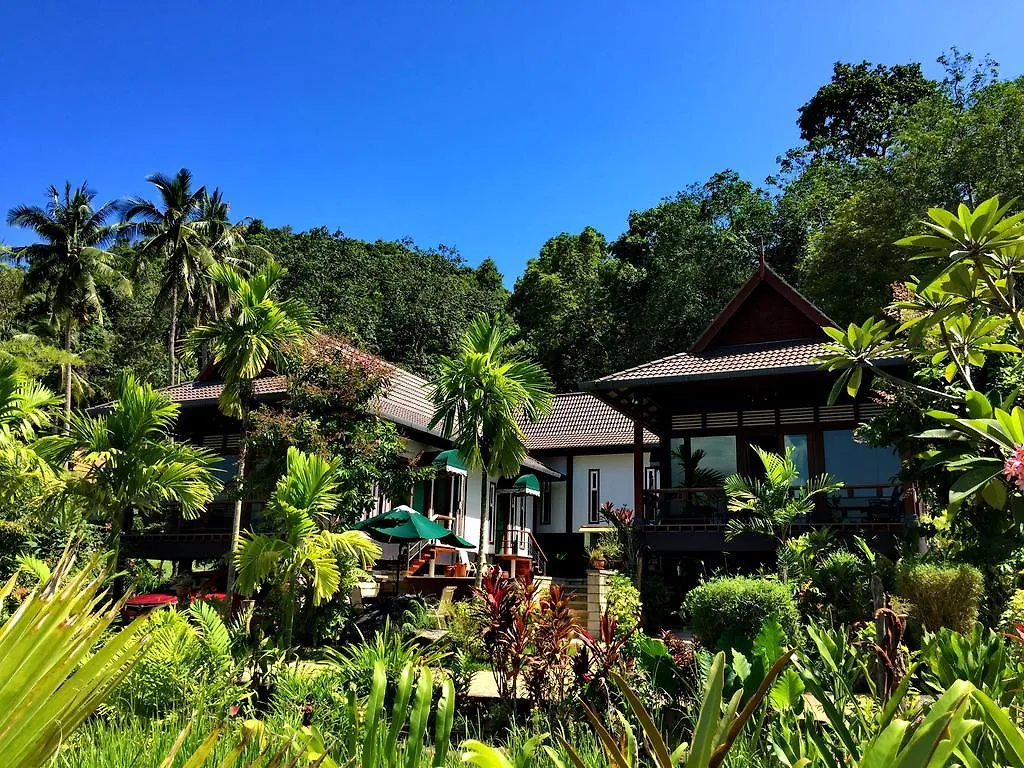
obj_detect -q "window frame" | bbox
[587,469,601,524]
[538,481,552,526]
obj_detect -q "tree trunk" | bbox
[169,283,178,385]
[475,464,489,588]
[282,575,297,648]
[226,403,249,600]
[62,324,73,432]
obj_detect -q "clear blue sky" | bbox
[3,1,1024,286]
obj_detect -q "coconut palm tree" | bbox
[186,259,318,596]
[6,182,128,421]
[724,445,842,580]
[235,446,380,646]
[121,170,251,385]
[430,314,553,586]
[37,372,223,550]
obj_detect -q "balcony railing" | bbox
[642,484,908,529]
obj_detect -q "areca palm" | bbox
[121,170,250,384]
[235,447,380,646]
[186,259,318,596]
[0,355,63,512]
[430,314,553,586]
[6,182,128,420]
[37,372,222,548]
[724,445,842,580]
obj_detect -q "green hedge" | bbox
[683,576,799,650]
[897,561,983,633]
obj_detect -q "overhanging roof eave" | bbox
[582,356,906,391]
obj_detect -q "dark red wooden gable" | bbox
[690,264,834,353]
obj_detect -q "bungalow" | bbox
[129,261,911,588]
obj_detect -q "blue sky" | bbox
[3,1,1024,285]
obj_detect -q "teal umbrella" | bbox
[355,505,474,593]
[354,505,475,548]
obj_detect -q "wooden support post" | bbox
[564,458,574,535]
[633,413,644,521]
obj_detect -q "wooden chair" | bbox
[435,586,456,629]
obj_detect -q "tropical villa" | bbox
[122,261,912,593]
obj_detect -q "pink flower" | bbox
[1003,445,1024,490]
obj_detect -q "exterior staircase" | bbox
[407,545,433,576]
[549,577,588,626]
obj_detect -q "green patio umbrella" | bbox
[354,505,474,591]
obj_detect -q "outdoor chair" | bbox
[434,586,456,629]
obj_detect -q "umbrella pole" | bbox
[396,544,403,595]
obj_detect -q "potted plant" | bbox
[454,562,468,578]
[587,544,606,570]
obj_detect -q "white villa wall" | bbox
[535,456,568,533]
[569,452,650,530]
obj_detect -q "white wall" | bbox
[569,452,650,531]
[535,456,568,534]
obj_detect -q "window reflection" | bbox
[670,436,737,486]
[823,429,899,488]
[784,434,808,484]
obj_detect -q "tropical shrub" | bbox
[811,549,873,625]
[606,571,641,635]
[1001,588,1024,632]
[897,560,984,632]
[0,549,151,768]
[921,623,1017,704]
[446,599,486,660]
[639,571,676,627]
[108,601,246,717]
[683,576,799,650]
[322,619,447,697]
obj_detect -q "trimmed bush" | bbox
[897,561,983,633]
[683,576,799,650]
[812,550,873,625]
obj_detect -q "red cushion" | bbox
[126,593,178,607]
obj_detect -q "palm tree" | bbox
[0,354,63,512]
[185,259,318,597]
[37,372,223,549]
[234,446,381,646]
[6,182,128,421]
[121,170,250,385]
[430,314,553,586]
[723,445,842,580]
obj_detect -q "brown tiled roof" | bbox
[521,392,657,450]
[591,339,830,386]
[165,337,439,437]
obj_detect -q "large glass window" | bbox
[670,436,737,486]
[784,434,809,484]
[823,430,900,488]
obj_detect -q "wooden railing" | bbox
[525,530,548,576]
